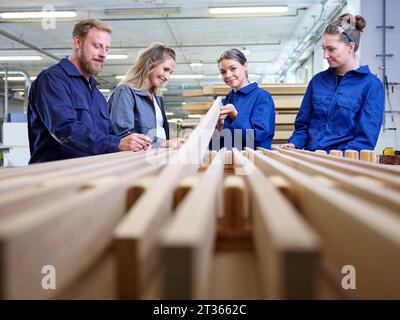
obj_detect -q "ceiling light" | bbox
[2,76,37,81]
[170,74,205,79]
[0,56,42,61]
[190,62,203,68]
[188,114,202,119]
[115,75,124,80]
[209,6,288,15]
[106,55,128,60]
[104,7,180,16]
[241,49,251,56]
[165,112,174,116]
[99,89,111,93]
[0,11,77,19]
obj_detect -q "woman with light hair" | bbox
[281,13,384,152]
[108,42,184,151]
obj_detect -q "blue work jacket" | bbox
[289,66,384,152]
[212,82,275,150]
[28,58,120,163]
[108,84,169,147]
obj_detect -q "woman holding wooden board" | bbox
[281,14,384,152]
[211,48,275,150]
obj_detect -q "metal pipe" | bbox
[0,69,31,113]
[4,65,8,122]
[382,0,387,129]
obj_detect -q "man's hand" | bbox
[118,133,152,152]
[280,143,296,149]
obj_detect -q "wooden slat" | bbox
[276,113,297,125]
[259,149,400,214]
[233,148,320,299]
[113,97,222,299]
[274,148,400,191]
[247,147,400,299]
[161,149,225,299]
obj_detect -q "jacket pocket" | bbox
[336,96,361,113]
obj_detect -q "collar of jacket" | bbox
[59,58,99,86]
[229,82,259,97]
[328,65,371,76]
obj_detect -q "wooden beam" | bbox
[247,147,400,299]
[113,98,222,299]
[233,148,320,299]
[162,149,225,299]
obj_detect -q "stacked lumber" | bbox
[183,85,306,143]
[1,99,399,300]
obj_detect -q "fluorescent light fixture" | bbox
[161,87,168,92]
[99,89,111,93]
[115,75,124,80]
[182,102,187,105]
[188,114,202,119]
[2,76,37,81]
[165,112,174,116]
[169,118,182,123]
[190,62,203,68]
[104,7,180,16]
[0,11,77,19]
[106,54,128,60]
[170,74,205,79]
[0,56,42,61]
[209,6,288,15]
[241,49,250,56]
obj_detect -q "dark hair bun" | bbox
[355,15,366,32]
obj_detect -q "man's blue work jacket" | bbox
[28,58,120,163]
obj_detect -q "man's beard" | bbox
[79,49,103,76]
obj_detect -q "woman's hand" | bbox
[280,143,296,149]
[220,103,238,120]
[162,138,186,149]
[216,103,238,131]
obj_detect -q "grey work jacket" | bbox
[108,84,170,147]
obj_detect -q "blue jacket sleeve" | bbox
[34,72,120,155]
[288,80,313,149]
[229,91,275,149]
[342,79,384,151]
[109,85,136,138]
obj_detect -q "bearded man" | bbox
[28,19,147,163]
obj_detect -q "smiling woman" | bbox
[281,13,384,152]
[108,42,185,150]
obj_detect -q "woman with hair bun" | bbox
[281,14,384,152]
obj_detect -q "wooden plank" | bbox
[173,175,200,209]
[259,149,400,214]
[183,102,212,113]
[220,176,248,229]
[273,131,293,140]
[287,148,400,176]
[274,148,400,191]
[161,149,225,299]
[247,147,400,299]
[276,113,297,124]
[114,97,222,299]
[0,153,165,220]
[232,148,320,299]
[0,177,126,299]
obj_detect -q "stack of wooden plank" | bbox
[1,99,399,300]
[182,84,306,143]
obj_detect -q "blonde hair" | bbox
[72,19,112,40]
[120,42,176,90]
